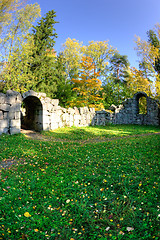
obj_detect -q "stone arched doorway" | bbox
[134,92,148,115]
[21,95,43,131]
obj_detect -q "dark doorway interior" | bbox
[21,96,43,131]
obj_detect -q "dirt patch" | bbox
[21,129,49,141]
[21,129,160,143]
[0,158,26,171]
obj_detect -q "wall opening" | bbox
[138,96,147,114]
[135,93,147,115]
[21,96,43,131]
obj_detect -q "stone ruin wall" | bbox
[0,90,22,135]
[109,92,160,126]
[0,90,160,135]
[0,90,96,135]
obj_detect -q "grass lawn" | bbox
[0,125,160,240]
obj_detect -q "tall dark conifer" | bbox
[147,29,160,74]
[31,10,58,96]
[54,53,74,107]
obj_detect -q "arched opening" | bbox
[135,93,147,115]
[139,96,147,114]
[21,96,43,131]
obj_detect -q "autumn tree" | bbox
[61,39,116,82]
[61,38,83,80]
[0,0,25,33]
[82,40,116,78]
[0,3,41,92]
[30,10,58,97]
[135,24,160,99]
[69,56,103,109]
[126,67,151,96]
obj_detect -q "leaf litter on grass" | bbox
[0,126,160,239]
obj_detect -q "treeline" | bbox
[0,0,160,110]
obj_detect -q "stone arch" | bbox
[134,92,148,115]
[21,91,43,131]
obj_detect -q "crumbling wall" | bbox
[0,90,22,135]
[0,90,159,135]
[110,92,160,126]
[0,90,96,135]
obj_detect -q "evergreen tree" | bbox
[110,53,130,103]
[54,53,73,107]
[31,10,58,97]
[147,29,160,74]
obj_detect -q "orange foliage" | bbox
[69,56,103,109]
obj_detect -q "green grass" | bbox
[0,125,160,240]
[41,125,160,141]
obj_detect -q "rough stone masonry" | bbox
[0,90,160,135]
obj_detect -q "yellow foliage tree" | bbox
[135,25,160,99]
[127,67,152,95]
[69,56,103,109]
[0,3,41,93]
[62,38,83,79]
[82,40,116,75]
[126,67,152,114]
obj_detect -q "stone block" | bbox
[51,112,57,120]
[0,93,6,104]
[54,109,62,116]
[15,94,22,103]
[10,103,21,112]
[22,90,37,99]
[61,108,67,113]
[3,112,8,119]
[0,127,9,134]
[74,120,80,127]
[58,121,64,128]
[43,110,50,116]
[80,119,86,125]
[79,107,84,115]
[10,127,21,135]
[0,111,3,120]
[86,113,91,120]
[15,111,21,120]
[62,113,70,122]
[43,115,50,124]
[51,99,59,107]
[74,114,81,121]
[10,119,20,128]
[39,92,46,98]
[89,108,95,113]
[43,123,50,131]
[43,102,53,112]
[69,115,74,122]
[74,107,79,115]
[8,112,15,119]
[51,121,59,130]
[67,108,75,114]
[6,95,16,105]
[68,121,74,127]
[0,119,9,128]
[0,103,10,111]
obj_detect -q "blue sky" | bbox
[29,0,160,68]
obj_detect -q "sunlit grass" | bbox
[41,124,160,141]
[0,125,160,239]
